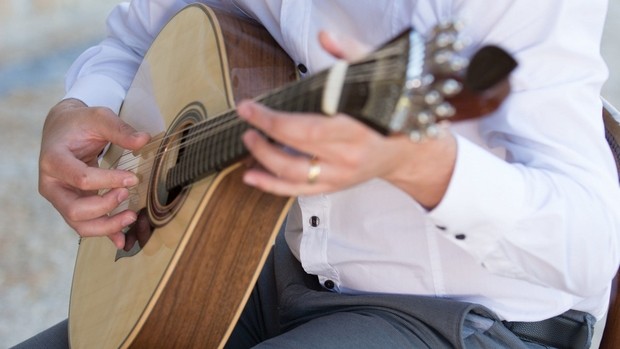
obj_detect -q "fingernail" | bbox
[243,173,257,186]
[322,30,338,43]
[123,175,138,187]
[242,131,256,146]
[117,189,129,203]
[237,100,255,119]
[132,131,148,139]
[122,215,137,227]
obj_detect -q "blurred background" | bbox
[0,1,618,346]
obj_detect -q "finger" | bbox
[241,136,339,196]
[40,149,139,191]
[238,101,378,159]
[243,166,331,197]
[242,130,314,182]
[63,187,132,223]
[318,31,371,61]
[238,101,343,148]
[108,232,126,250]
[88,107,151,151]
[41,179,137,232]
[71,210,137,239]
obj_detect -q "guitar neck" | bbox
[165,26,516,192]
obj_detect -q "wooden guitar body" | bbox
[69,5,295,348]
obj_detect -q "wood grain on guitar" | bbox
[69,4,516,348]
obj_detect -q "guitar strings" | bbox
[115,63,406,172]
[113,61,406,178]
[114,72,408,202]
[116,60,406,171]
[110,56,409,201]
[116,53,408,169]
[112,44,408,173]
[116,44,407,169]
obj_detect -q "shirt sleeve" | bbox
[429,0,620,297]
[63,0,246,113]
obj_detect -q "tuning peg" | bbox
[437,79,462,96]
[434,31,457,48]
[425,124,441,138]
[433,102,456,119]
[433,49,454,66]
[416,110,434,125]
[449,56,469,73]
[424,90,443,105]
[409,124,440,142]
[433,21,462,34]
[409,130,424,142]
[452,36,471,52]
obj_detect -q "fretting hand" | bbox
[238,32,457,209]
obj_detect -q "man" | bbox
[18,0,620,348]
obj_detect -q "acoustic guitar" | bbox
[68,3,516,348]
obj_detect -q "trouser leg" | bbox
[10,320,69,349]
[251,231,539,349]
[12,228,580,349]
[224,248,281,349]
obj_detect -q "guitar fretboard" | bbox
[165,71,328,191]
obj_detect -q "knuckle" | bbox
[64,205,82,222]
[117,119,136,134]
[71,171,91,189]
[305,123,323,142]
[74,224,98,238]
[73,226,89,237]
[279,165,297,180]
[38,151,58,174]
[91,106,114,119]
[73,218,116,238]
[37,177,49,197]
[341,149,364,167]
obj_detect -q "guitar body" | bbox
[69,5,295,348]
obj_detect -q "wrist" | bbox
[383,132,457,209]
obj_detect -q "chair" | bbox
[599,99,620,349]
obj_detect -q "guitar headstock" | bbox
[336,23,517,141]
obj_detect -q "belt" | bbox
[503,309,596,349]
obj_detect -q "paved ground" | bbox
[0,3,618,347]
[0,2,118,346]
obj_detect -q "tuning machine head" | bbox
[387,21,516,142]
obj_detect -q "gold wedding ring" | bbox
[307,157,321,184]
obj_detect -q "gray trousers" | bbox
[14,232,555,349]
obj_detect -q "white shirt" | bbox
[64,0,620,322]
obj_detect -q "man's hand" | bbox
[238,32,457,209]
[38,99,150,248]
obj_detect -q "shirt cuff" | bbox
[428,135,526,258]
[64,73,128,114]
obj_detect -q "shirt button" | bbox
[297,63,308,74]
[309,216,320,227]
[455,234,466,240]
[324,279,335,289]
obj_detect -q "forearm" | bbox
[64,0,192,111]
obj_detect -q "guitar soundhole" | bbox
[148,103,205,227]
[117,104,206,258]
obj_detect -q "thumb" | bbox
[94,108,151,151]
